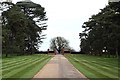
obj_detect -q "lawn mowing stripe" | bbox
[82,60,118,70]
[83,60,118,74]
[3,56,46,77]
[75,58,118,76]
[73,54,118,63]
[2,58,27,64]
[67,56,110,78]
[2,55,47,70]
[2,57,44,74]
[73,54,119,69]
[2,58,31,69]
[66,55,98,78]
[3,58,38,71]
[66,56,97,78]
[2,56,31,63]
[2,58,30,65]
[2,56,44,69]
[90,61,119,70]
[79,57,118,66]
[65,54,119,79]
[81,62,118,78]
[2,55,41,64]
[10,56,51,78]
[3,56,50,78]
[2,54,46,63]
[75,56,119,70]
[21,56,51,78]
[74,54,118,67]
[3,54,47,71]
[93,60,118,68]
[73,57,118,78]
[2,58,43,71]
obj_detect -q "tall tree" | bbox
[79,1,120,57]
[1,1,48,56]
[50,37,70,53]
[16,1,48,54]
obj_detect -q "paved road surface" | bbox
[33,54,88,80]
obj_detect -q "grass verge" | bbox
[2,54,52,79]
[65,54,119,80]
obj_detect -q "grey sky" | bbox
[8,0,109,51]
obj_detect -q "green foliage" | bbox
[50,36,70,53]
[79,2,120,57]
[1,1,48,56]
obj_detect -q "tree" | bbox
[79,1,120,57]
[2,4,29,56]
[16,1,48,54]
[1,1,48,56]
[50,36,70,53]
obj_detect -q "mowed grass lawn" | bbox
[65,54,119,80]
[1,54,52,79]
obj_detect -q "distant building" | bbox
[109,0,120,2]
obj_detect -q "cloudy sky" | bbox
[11,0,108,51]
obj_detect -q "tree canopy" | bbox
[1,1,48,56]
[79,2,120,57]
[50,36,70,53]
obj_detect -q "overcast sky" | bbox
[11,0,109,51]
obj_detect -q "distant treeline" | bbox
[35,51,83,54]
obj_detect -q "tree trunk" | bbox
[58,47,61,54]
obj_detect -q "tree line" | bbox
[1,1,48,57]
[79,2,120,57]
